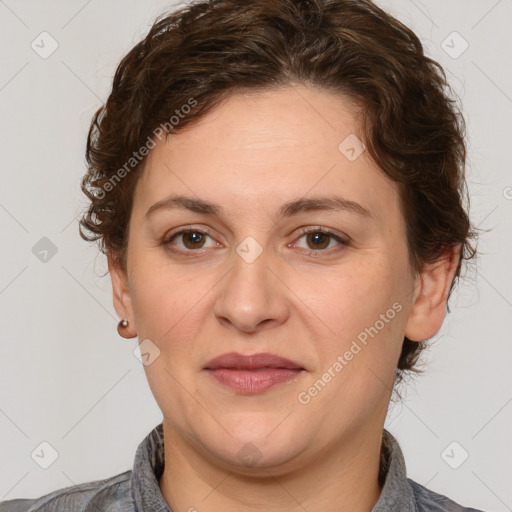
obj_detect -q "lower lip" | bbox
[206,368,304,394]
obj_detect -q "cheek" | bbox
[128,246,218,363]
[309,254,407,378]
[131,270,203,338]
[295,261,406,425]
[128,255,211,413]
[322,256,402,329]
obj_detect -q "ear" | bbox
[107,250,137,336]
[404,245,461,342]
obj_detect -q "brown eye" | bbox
[305,231,331,250]
[163,228,219,253]
[180,231,207,249]
[291,228,349,254]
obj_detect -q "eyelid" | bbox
[292,225,350,244]
[289,226,350,252]
[162,225,218,246]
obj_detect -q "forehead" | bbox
[134,85,402,228]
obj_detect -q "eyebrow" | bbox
[145,194,374,220]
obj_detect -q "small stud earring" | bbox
[117,318,136,338]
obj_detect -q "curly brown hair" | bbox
[79,0,478,386]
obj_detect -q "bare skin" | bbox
[109,84,460,512]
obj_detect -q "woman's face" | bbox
[111,84,436,473]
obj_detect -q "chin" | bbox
[197,418,309,474]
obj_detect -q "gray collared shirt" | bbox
[0,423,485,511]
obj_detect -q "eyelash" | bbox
[161,226,350,256]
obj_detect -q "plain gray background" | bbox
[0,0,511,510]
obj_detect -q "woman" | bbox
[0,0,484,510]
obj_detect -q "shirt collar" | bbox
[130,422,170,511]
[130,423,415,512]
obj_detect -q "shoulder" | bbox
[0,470,133,512]
[408,478,486,512]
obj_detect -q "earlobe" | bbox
[107,251,136,335]
[404,245,461,342]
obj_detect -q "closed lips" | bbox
[204,352,305,371]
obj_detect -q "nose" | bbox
[213,244,290,334]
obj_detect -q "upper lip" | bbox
[204,352,305,370]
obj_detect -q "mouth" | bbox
[204,352,306,394]
[204,351,305,371]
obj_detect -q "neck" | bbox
[159,420,384,512]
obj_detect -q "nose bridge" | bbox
[214,235,288,332]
